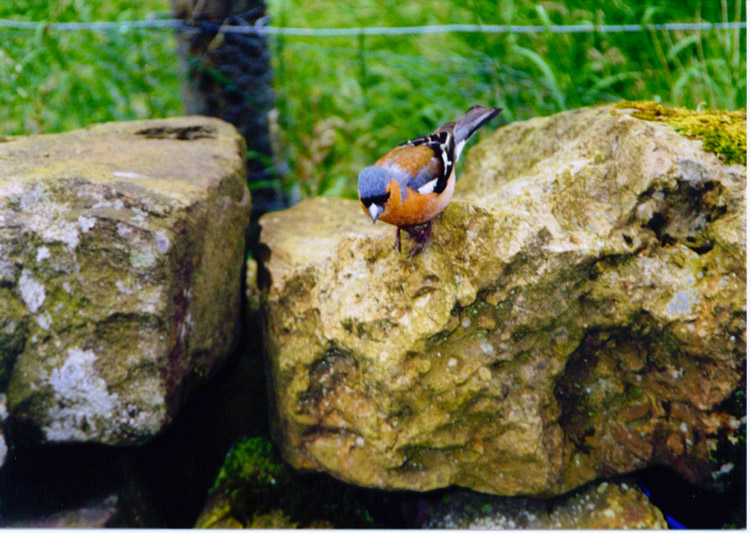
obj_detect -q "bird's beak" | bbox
[368,203,384,223]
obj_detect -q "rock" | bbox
[1,495,121,528]
[0,493,156,528]
[258,104,745,495]
[0,393,7,468]
[194,436,376,528]
[1,117,250,445]
[421,480,667,528]
[0,432,6,469]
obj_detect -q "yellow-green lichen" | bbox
[614,101,746,166]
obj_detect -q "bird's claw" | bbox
[402,221,433,257]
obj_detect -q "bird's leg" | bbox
[395,227,402,252]
[404,220,433,257]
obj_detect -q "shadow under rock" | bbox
[131,315,270,527]
[0,306,268,528]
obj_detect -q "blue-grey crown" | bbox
[357,166,391,204]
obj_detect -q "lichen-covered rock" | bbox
[1,117,250,445]
[421,481,667,529]
[613,101,746,166]
[258,104,745,496]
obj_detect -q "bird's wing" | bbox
[375,143,444,196]
[377,106,500,197]
[399,128,456,195]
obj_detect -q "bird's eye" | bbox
[362,192,390,207]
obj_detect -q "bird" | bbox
[358,105,502,257]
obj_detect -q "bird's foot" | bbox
[395,227,402,252]
[404,221,433,257]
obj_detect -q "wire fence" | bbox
[1,8,746,199]
[0,17,746,35]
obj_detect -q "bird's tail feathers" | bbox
[452,105,502,144]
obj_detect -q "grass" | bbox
[0,0,745,200]
[0,0,182,135]
[270,0,746,198]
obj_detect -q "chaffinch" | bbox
[358,105,502,256]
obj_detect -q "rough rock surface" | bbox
[1,117,250,445]
[258,104,745,496]
[421,480,667,529]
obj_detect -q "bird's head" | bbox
[358,166,392,223]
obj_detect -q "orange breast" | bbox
[378,171,455,227]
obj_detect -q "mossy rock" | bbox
[195,437,376,528]
[614,100,746,165]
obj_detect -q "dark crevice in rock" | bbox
[635,465,746,528]
[135,125,216,140]
[0,419,159,525]
[94,312,164,331]
[300,425,351,439]
[0,318,26,391]
[638,180,728,254]
[644,211,672,244]
[298,348,357,412]
[131,317,269,527]
[254,242,272,291]
[684,237,714,255]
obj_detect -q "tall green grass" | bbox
[0,1,181,135]
[0,1,745,201]
[269,0,746,199]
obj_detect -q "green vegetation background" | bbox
[1,0,745,199]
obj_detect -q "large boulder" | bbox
[1,117,250,445]
[258,104,745,496]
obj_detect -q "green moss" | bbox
[614,101,746,166]
[210,437,287,494]
[198,436,377,528]
[624,384,643,400]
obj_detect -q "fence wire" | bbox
[1,10,746,198]
[0,17,746,35]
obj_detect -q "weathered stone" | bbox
[1,117,250,445]
[421,481,667,528]
[259,104,745,495]
[1,495,121,528]
[0,493,157,528]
